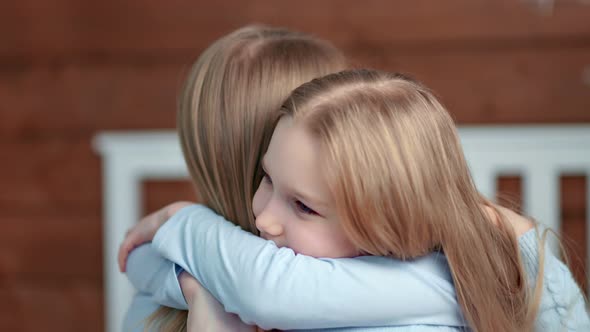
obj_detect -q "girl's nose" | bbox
[255,204,284,237]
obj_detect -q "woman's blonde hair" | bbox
[145,25,347,331]
[280,69,538,332]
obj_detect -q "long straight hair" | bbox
[145,25,347,331]
[281,69,538,332]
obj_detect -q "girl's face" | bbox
[252,117,358,258]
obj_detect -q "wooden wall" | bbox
[0,1,589,331]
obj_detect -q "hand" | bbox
[182,271,256,332]
[118,201,193,272]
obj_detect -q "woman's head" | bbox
[154,25,347,332]
[254,69,533,331]
[177,25,347,234]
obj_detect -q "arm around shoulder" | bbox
[153,205,465,330]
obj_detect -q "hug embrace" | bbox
[118,25,590,332]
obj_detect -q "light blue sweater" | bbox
[124,204,589,331]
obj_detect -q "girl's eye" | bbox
[295,200,318,216]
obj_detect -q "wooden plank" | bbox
[0,141,200,214]
[143,180,198,213]
[356,47,590,123]
[0,215,102,283]
[0,140,102,214]
[0,283,102,332]
[0,64,182,139]
[1,0,589,59]
[1,48,589,140]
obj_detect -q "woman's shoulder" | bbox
[534,259,590,331]
[486,204,534,237]
[517,228,590,330]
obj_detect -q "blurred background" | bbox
[1,0,589,331]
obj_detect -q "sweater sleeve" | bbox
[125,243,188,310]
[152,204,465,330]
[519,228,590,331]
[123,292,161,332]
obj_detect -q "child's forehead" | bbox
[265,118,331,207]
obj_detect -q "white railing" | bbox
[94,125,590,332]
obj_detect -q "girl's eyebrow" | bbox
[288,174,329,210]
[263,154,328,209]
[292,188,328,210]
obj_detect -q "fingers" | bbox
[117,202,192,274]
[117,242,126,273]
[117,227,143,273]
[118,239,132,273]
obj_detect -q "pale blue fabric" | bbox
[126,242,186,309]
[123,292,159,332]
[123,246,465,332]
[122,247,465,331]
[124,204,590,331]
[123,244,186,332]
[519,228,590,331]
[126,205,466,331]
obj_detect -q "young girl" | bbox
[122,70,589,331]
[256,69,530,330]
[120,26,467,331]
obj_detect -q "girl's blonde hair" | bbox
[281,69,537,332]
[146,25,347,331]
